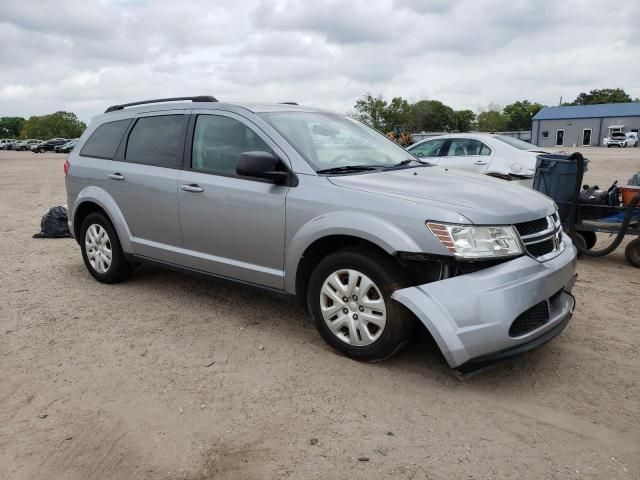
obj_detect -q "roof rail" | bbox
[280,102,298,105]
[104,96,218,113]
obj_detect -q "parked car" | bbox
[32,138,67,153]
[625,132,638,147]
[12,139,42,151]
[605,131,637,148]
[65,96,577,372]
[1,139,17,150]
[55,139,78,153]
[406,133,548,186]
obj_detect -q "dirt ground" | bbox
[1,147,638,480]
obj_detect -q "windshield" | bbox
[258,111,414,171]
[491,135,536,150]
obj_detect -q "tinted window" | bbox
[541,131,549,138]
[80,120,130,159]
[125,115,188,168]
[409,139,446,158]
[192,115,274,175]
[444,138,491,156]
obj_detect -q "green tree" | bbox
[568,88,632,105]
[352,94,388,131]
[453,110,476,132]
[382,96,412,132]
[477,108,507,132]
[410,100,455,132]
[0,117,26,138]
[503,100,544,130]
[20,111,86,139]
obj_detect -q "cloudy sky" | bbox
[1,0,639,122]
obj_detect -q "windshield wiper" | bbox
[316,165,382,175]
[385,158,433,169]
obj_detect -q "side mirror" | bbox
[236,151,289,184]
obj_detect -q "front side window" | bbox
[191,115,275,176]
[80,119,131,159]
[259,112,411,170]
[125,115,188,168]
[409,139,447,158]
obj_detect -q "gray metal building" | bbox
[531,102,640,147]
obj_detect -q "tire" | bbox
[625,238,640,268]
[573,232,587,257]
[307,247,414,362]
[80,212,133,283]
[578,230,597,250]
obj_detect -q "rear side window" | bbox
[80,119,131,159]
[125,115,188,168]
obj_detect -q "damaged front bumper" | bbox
[392,234,577,371]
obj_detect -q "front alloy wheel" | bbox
[320,269,387,346]
[307,247,414,361]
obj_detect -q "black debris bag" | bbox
[33,206,72,238]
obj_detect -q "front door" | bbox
[556,130,565,146]
[177,112,288,289]
[582,129,591,146]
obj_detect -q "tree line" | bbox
[0,111,86,139]
[352,88,637,134]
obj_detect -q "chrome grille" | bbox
[515,214,564,261]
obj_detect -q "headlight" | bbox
[427,222,523,258]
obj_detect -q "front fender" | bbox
[72,187,133,253]
[284,211,423,294]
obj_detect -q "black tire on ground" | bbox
[307,247,414,362]
[624,238,640,268]
[572,232,587,257]
[80,211,133,283]
[578,230,597,250]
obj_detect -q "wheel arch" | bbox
[72,187,133,252]
[285,212,423,299]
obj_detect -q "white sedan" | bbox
[407,133,547,186]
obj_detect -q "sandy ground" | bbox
[0,147,639,480]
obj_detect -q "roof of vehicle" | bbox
[99,97,329,116]
[533,102,640,120]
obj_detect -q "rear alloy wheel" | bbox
[307,248,413,361]
[80,212,133,283]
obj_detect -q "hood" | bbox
[328,167,555,224]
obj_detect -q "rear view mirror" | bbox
[236,151,289,184]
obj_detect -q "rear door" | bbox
[104,111,188,261]
[437,138,492,174]
[176,111,288,289]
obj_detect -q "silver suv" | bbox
[65,96,577,372]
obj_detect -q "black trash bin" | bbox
[533,153,588,220]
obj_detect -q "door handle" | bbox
[109,173,125,180]
[473,161,488,165]
[180,183,204,193]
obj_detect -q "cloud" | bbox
[0,0,639,123]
